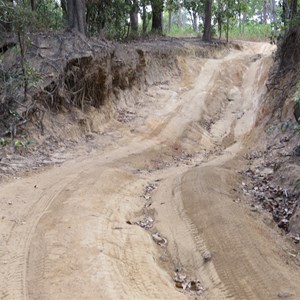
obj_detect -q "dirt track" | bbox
[1,42,300,300]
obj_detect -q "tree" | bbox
[166,0,179,33]
[203,0,212,41]
[140,0,150,33]
[130,0,139,35]
[30,0,36,11]
[61,0,67,20]
[183,0,203,32]
[290,0,298,19]
[0,0,13,33]
[279,0,298,25]
[66,0,86,35]
[151,0,164,33]
[216,0,223,39]
[270,0,277,22]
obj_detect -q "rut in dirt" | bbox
[1,41,300,300]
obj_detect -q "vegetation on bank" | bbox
[0,0,299,42]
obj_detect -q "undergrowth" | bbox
[228,23,272,42]
[165,23,272,42]
[165,25,197,38]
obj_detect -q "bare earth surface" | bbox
[1,42,300,300]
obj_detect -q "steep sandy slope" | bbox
[1,42,299,300]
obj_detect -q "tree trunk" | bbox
[142,2,147,33]
[282,0,288,25]
[178,8,183,28]
[217,0,222,39]
[30,0,36,11]
[262,0,268,23]
[151,0,163,33]
[203,0,212,41]
[270,0,277,22]
[290,0,297,19]
[130,0,139,35]
[61,0,67,20]
[192,11,198,32]
[66,0,86,35]
[168,9,172,33]
[226,0,229,42]
[17,32,28,103]
[237,0,242,32]
[242,12,247,33]
[241,0,247,33]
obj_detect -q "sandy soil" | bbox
[1,41,299,300]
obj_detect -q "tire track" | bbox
[0,176,77,300]
[152,175,230,300]
[180,166,300,299]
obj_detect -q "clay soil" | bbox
[1,39,300,300]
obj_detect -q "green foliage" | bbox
[294,180,300,189]
[269,22,285,44]
[14,139,32,148]
[0,0,64,34]
[35,0,65,31]
[24,61,42,89]
[86,0,131,39]
[0,137,9,147]
[0,136,33,148]
[165,24,197,37]
[289,15,300,27]
[295,125,300,137]
[0,0,297,41]
[0,44,41,102]
[264,120,300,136]
[0,1,34,34]
[104,1,131,40]
[229,23,272,41]
[165,0,181,11]
[183,0,203,14]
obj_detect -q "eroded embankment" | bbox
[36,37,231,136]
[0,35,230,179]
[1,40,300,300]
[247,27,300,240]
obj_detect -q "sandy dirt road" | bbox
[1,42,299,300]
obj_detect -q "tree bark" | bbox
[192,11,197,32]
[151,0,163,33]
[262,0,268,23]
[270,0,277,22]
[177,8,182,28]
[290,0,298,19]
[168,9,172,33]
[282,0,288,25]
[203,0,212,41]
[61,0,67,20]
[226,0,229,43]
[130,0,139,35]
[217,0,222,39]
[17,32,28,102]
[30,0,36,11]
[142,2,147,33]
[66,0,86,35]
